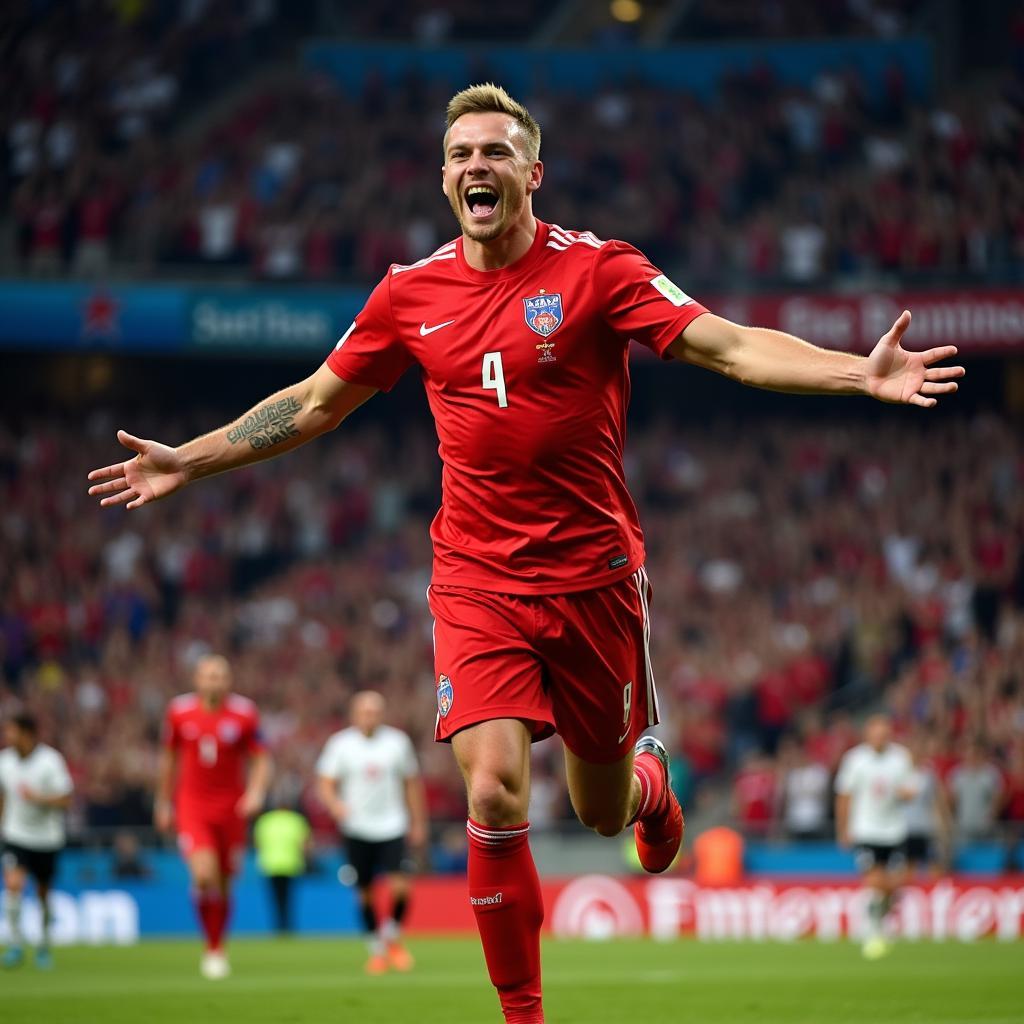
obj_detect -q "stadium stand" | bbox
[675,0,926,40]
[342,0,552,42]
[1,1,1022,871]
[4,12,1023,287]
[1,409,1021,848]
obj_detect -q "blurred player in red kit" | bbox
[155,654,270,979]
[89,84,963,1021]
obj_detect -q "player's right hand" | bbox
[154,800,174,833]
[87,430,189,510]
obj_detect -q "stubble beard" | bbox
[449,180,527,243]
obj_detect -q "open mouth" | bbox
[465,184,500,220]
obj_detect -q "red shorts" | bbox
[176,803,247,877]
[428,566,658,764]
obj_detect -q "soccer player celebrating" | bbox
[835,715,917,959]
[156,654,270,979]
[88,84,963,1021]
[316,691,427,974]
[0,712,73,970]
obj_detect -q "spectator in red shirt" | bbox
[28,180,65,277]
[1001,743,1024,872]
[679,703,725,783]
[733,751,777,838]
[756,667,791,754]
[73,176,118,277]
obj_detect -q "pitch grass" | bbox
[1,937,1020,1024]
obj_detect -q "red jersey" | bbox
[326,221,708,593]
[163,693,264,813]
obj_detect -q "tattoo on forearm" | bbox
[226,396,302,450]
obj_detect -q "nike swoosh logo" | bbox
[420,319,456,336]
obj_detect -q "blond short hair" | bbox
[444,83,541,163]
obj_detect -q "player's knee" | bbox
[4,872,26,894]
[577,805,627,837]
[593,817,627,838]
[467,773,527,826]
[191,864,220,892]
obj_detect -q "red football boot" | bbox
[633,736,685,874]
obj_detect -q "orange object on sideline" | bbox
[693,826,745,885]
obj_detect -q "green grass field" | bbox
[2,937,1020,1024]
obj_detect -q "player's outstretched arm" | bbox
[238,750,272,818]
[405,774,429,849]
[154,747,176,833]
[671,310,964,407]
[87,366,377,510]
[316,773,347,825]
[835,792,851,848]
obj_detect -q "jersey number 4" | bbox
[482,352,508,408]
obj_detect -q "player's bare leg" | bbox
[357,881,388,974]
[188,850,231,978]
[34,880,54,969]
[861,862,902,959]
[563,746,638,836]
[563,737,684,873]
[453,718,544,1024]
[2,863,27,968]
[382,872,414,971]
[355,876,387,975]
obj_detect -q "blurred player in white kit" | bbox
[1,712,73,970]
[835,714,917,959]
[317,691,428,974]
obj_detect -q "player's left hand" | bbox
[864,310,965,408]
[18,784,42,804]
[237,790,265,818]
[408,821,429,850]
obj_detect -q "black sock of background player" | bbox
[391,894,409,924]
[361,898,378,935]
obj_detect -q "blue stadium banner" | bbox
[189,289,364,353]
[3,281,1021,357]
[0,281,369,356]
[305,38,932,102]
[0,282,187,351]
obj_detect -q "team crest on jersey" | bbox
[437,674,454,718]
[218,720,240,744]
[523,293,564,337]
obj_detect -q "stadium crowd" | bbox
[2,0,1022,864]
[342,0,551,43]
[677,0,926,40]
[1,0,303,276]
[4,7,1024,286]
[1,409,1021,854]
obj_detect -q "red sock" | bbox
[466,820,544,1024]
[209,895,230,950]
[195,893,215,948]
[196,893,230,951]
[630,751,667,825]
